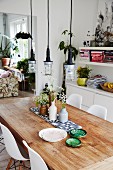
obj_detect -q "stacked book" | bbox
[79,49,90,62]
[86,75,107,89]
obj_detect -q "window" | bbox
[10,17,28,64]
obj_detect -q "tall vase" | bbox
[59,108,68,123]
[49,101,57,121]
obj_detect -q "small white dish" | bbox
[39,128,67,142]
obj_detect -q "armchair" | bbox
[0,73,18,98]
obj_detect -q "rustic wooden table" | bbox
[0,97,113,170]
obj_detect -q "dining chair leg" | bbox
[0,147,5,153]
[6,158,13,170]
[22,161,25,167]
[19,161,23,170]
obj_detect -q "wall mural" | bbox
[95,0,113,46]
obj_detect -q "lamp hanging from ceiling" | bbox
[64,0,75,80]
[28,0,36,73]
[44,0,53,75]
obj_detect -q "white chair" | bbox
[87,104,107,120]
[23,140,48,170]
[0,123,29,170]
[66,93,82,109]
[0,127,5,153]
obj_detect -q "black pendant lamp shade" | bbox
[64,0,75,80]
[28,0,36,73]
[44,0,53,75]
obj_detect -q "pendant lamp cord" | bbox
[30,0,33,50]
[70,0,72,46]
[47,0,49,48]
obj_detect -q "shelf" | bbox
[78,61,113,67]
[79,47,113,50]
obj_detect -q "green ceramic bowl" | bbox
[69,129,87,138]
[66,138,81,148]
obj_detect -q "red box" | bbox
[91,51,104,62]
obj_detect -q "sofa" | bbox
[0,72,19,98]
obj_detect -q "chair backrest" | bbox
[0,123,27,161]
[23,140,48,170]
[66,93,82,109]
[87,105,107,120]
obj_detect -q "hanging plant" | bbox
[58,30,78,63]
[15,32,32,39]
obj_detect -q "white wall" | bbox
[0,0,99,94]
[73,0,99,48]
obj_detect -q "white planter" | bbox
[59,108,68,123]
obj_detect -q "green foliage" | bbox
[58,30,78,62]
[0,35,19,58]
[33,93,49,106]
[16,58,29,73]
[77,66,92,78]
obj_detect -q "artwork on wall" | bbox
[95,0,113,46]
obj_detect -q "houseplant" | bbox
[34,93,49,115]
[76,66,92,86]
[58,30,78,93]
[16,58,35,91]
[58,30,78,62]
[0,35,19,66]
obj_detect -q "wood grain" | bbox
[0,97,113,170]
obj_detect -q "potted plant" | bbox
[76,66,92,86]
[16,58,35,91]
[16,58,29,74]
[33,93,49,115]
[0,34,19,66]
[58,30,78,92]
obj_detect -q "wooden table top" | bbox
[1,97,113,170]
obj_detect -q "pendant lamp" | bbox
[28,0,36,73]
[44,0,53,75]
[64,0,75,80]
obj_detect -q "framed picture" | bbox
[95,0,113,46]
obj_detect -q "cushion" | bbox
[0,71,11,78]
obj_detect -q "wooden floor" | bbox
[0,91,33,170]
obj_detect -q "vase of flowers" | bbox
[33,93,49,115]
[76,66,92,86]
[59,91,68,123]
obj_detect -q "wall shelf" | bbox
[79,47,113,50]
[78,61,113,67]
[78,47,113,67]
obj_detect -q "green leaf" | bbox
[62,30,68,35]
[58,41,65,50]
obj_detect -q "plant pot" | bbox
[40,105,48,115]
[1,58,10,66]
[77,78,87,86]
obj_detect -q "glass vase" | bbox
[59,108,68,123]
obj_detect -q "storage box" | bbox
[90,51,104,62]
